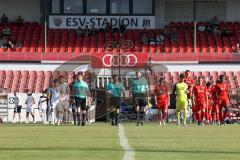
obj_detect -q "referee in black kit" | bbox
[130,71,149,126]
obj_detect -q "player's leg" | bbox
[72,107,77,125]
[50,103,57,125]
[80,98,87,126]
[134,95,141,126]
[75,98,81,126]
[183,101,189,126]
[222,99,229,124]
[157,107,162,126]
[201,102,207,125]
[56,103,63,125]
[31,107,35,123]
[215,104,220,125]
[110,97,116,126]
[139,97,147,125]
[114,98,120,126]
[18,106,22,123]
[26,111,29,123]
[208,106,213,124]
[162,107,168,126]
[42,109,47,124]
[176,100,182,125]
[63,101,69,124]
[12,107,17,123]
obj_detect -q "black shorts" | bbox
[14,105,22,113]
[75,97,87,110]
[132,93,147,108]
[109,97,121,109]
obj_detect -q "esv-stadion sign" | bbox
[49,15,155,29]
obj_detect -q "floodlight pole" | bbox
[44,0,47,53]
[193,0,197,54]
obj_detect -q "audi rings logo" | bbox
[102,54,137,67]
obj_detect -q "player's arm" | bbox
[121,83,126,98]
[192,86,195,107]
[228,85,231,105]
[167,85,170,107]
[172,83,177,97]
[38,98,41,109]
[154,86,158,105]
[129,79,133,97]
[205,88,208,107]
[33,96,35,104]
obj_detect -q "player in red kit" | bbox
[210,80,221,125]
[183,70,195,122]
[206,82,213,124]
[192,76,208,125]
[215,75,231,125]
[154,78,169,126]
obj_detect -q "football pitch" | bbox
[0,123,239,160]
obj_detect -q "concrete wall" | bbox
[0,63,239,72]
[155,0,239,25]
[226,0,240,21]
[0,0,40,22]
[163,0,226,22]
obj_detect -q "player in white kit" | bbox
[25,90,36,123]
[38,90,48,124]
[48,79,60,125]
[13,91,23,123]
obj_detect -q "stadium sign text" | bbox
[49,15,155,29]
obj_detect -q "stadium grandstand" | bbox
[0,1,240,159]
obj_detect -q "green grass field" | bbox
[0,123,239,160]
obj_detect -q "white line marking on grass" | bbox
[118,124,135,160]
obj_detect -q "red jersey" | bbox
[154,84,168,98]
[184,77,195,88]
[193,84,207,102]
[206,87,212,104]
[215,83,230,98]
[210,85,218,102]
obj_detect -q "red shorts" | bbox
[192,105,197,113]
[208,105,213,111]
[218,97,229,108]
[212,103,219,113]
[156,97,168,110]
[194,101,207,111]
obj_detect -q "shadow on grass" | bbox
[0,148,239,155]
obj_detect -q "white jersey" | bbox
[14,94,22,107]
[26,95,35,107]
[51,88,60,103]
[39,96,47,110]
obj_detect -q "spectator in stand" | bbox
[16,16,24,25]
[233,42,240,53]
[105,22,112,33]
[84,25,91,36]
[0,37,8,49]
[76,27,84,37]
[90,27,97,36]
[198,25,206,32]
[170,28,178,42]
[210,16,219,28]
[156,32,164,45]
[149,32,156,45]
[1,14,9,24]
[141,32,148,45]
[119,21,126,34]
[2,27,11,37]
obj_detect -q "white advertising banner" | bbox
[7,93,96,123]
[49,15,155,29]
[7,93,42,122]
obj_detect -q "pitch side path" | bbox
[0,123,240,160]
